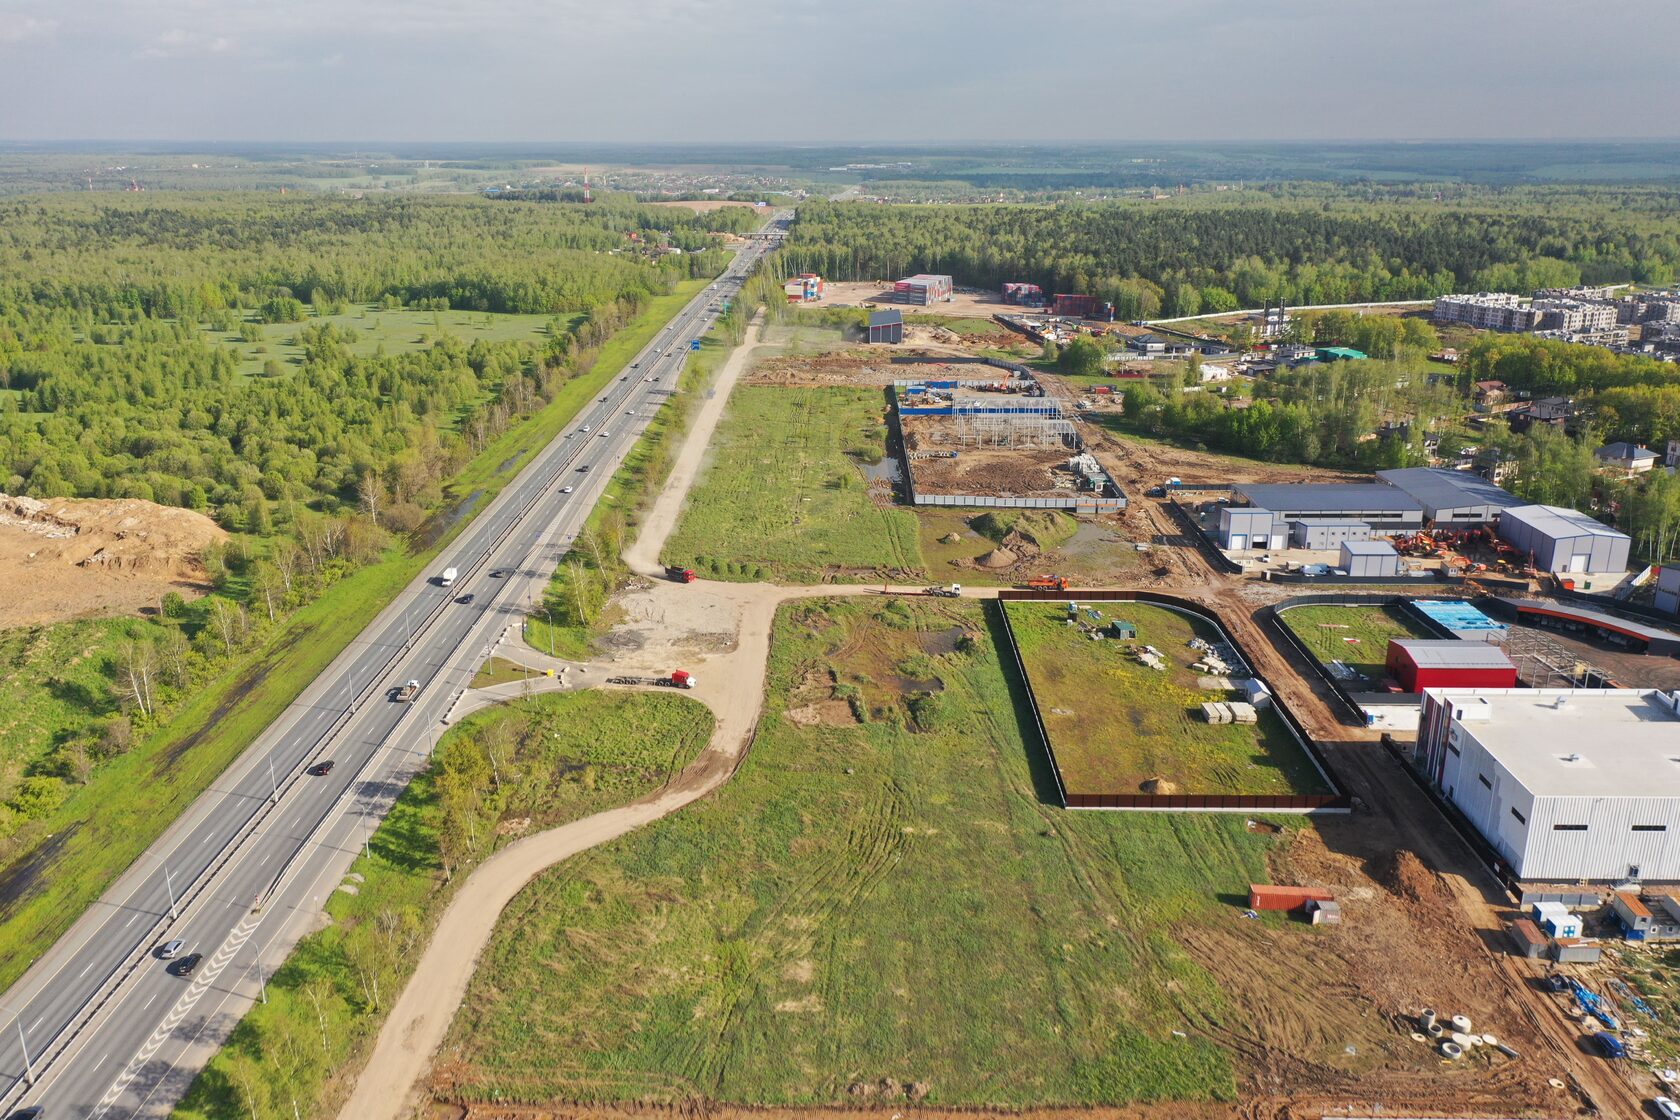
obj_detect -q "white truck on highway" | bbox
[440,567,458,587]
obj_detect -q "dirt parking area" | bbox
[823,281,1015,320]
[0,493,225,628]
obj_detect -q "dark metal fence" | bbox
[995,590,1349,812]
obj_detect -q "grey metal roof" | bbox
[868,309,903,327]
[1391,640,1515,670]
[1340,540,1397,556]
[1499,504,1628,542]
[1596,441,1658,462]
[1375,467,1521,513]
[1233,483,1422,515]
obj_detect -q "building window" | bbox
[1510,808,1527,826]
[1478,774,1492,790]
[1446,742,1461,756]
[1553,824,1588,832]
[1633,825,1668,833]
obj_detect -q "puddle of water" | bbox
[919,626,968,656]
[413,488,483,551]
[859,455,903,485]
[496,452,524,475]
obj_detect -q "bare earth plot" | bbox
[1004,601,1328,798]
[0,493,223,628]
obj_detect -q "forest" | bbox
[0,192,744,876]
[781,196,1680,318]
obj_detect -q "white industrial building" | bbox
[1417,688,1680,882]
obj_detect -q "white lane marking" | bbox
[142,992,157,1011]
[80,959,96,978]
[123,912,139,928]
[91,1051,108,1073]
[94,910,262,1115]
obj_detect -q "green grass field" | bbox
[207,306,577,378]
[174,689,713,1120]
[0,278,714,994]
[1004,602,1329,798]
[438,597,1291,1108]
[662,387,925,583]
[1277,602,1432,683]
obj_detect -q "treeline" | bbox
[0,192,733,320]
[1459,334,1680,447]
[782,197,1680,319]
[0,194,741,519]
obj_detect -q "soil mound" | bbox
[1139,776,1179,794]
[0,493,226,628]
[977,547,1018,569]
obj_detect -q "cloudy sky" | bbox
[1,0,1675,143]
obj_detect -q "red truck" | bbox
[665,565,697,584]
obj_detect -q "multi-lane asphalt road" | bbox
[0,211,789,1118]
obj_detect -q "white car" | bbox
[581,425,590,433]
[598,430,609,437]
[1655,1098,1680,1120]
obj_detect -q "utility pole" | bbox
[164,864,178,921]
[268,756,279,804]
[251,947,267,1005]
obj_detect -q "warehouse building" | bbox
[1231,483,1423,530]
[1497,505,1631,576]
[1386,640,1516,693]
[1341,539,1401,577]
[1289,518,1372,549]
[1376,468,1523,526]
[1218,506,1283,550]
[1659,567,1680,616]
[866,309,903,345]
[1416,688,1680,882]
[892,274,953,305]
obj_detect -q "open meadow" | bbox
[662,387,925,582]
[437,597,1297,1108]
[1276,602,1434,682]
[1003,601,1330,798]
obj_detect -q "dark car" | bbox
[6,1107,43,1120]
[456,592,475,604]
[489,569,508,578]
[577,464,591,473]
[169,952,203,977]
[307,760,335,776]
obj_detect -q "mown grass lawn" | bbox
[1277,602,1433,682]
[0,279,712,994]
[1004,601,1329,798]
[662,387,925,583]
[439,597,1288,1108]
[174,689,712,1120]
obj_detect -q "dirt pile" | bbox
[0,493,226,628]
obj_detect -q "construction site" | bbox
[891,371,1128,514]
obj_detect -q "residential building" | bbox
[1433,293,1537,332]
[1595,441,1660,475]
[1415,688,1680,882]
[1509,396,1573,433]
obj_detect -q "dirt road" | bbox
[345,333,1648,1120]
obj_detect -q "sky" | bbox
[1,0,1677,143]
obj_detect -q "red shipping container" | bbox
[1248,884,1335,911]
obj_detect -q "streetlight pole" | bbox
[16,1017,32,1088]
[251,947,267,1005]
[268,756,278,805]
[164,864,178,921]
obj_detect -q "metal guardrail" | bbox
[1,250,753,1107]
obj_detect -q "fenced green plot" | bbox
[441,598,1287,1107]
[663,387,925,582]
[1003,601,1330,799]
[1277,602,1432,682]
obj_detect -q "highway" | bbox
[0,210,789,1118]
